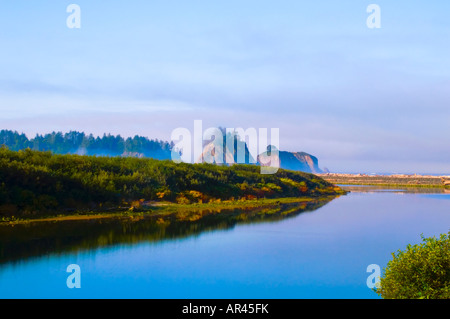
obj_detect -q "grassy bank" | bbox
[0,148,345,219]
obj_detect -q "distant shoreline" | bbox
[318,173,450,188]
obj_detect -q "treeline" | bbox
[0,130,173,159]
[0,148,343,217]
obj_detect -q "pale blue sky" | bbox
[0,1,449,173]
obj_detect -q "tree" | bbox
[376,232,450,299]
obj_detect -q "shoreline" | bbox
[318,173,450,188]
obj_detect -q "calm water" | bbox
[0,186,449,299]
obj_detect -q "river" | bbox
[0,186,449,298]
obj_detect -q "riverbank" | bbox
[0,148,345,218]
[318,173,450,188]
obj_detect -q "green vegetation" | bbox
[376,232,450,299]
[0,147,344,219]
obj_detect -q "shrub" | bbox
[376,231,450,299]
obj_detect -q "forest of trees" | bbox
[0,147,343,217]
[0,130,173,159]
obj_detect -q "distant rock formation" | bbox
[199,139,323,174]
[198,133,255,165]
[279,151,322,174]
[257,146,323,174]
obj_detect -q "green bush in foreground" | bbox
[376,231,450,299]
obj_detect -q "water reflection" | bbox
[0,197,336,265]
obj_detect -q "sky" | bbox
[0,0,449,174]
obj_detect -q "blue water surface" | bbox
[0,189,449,299]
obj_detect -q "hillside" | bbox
[0,148,344,218]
